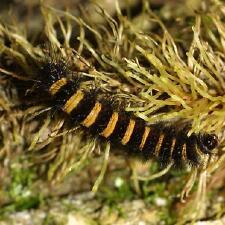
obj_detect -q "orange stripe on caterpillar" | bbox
[121,119,135,145]
[63,90,84,114]
[169,138,176,161]
[155,133,165,157]
[182,143,187,161]
[100,112,119,138]
[82,102,102,127]
[49,78,68,96]
[139,127,151,150]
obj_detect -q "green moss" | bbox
[159,208,177,225]
[0,160,42,215]
[100,177,134,206]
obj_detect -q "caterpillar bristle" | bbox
[37,59,219,169]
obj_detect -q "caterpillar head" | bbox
[198,133,218,154]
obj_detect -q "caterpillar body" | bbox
[38,60,218,168]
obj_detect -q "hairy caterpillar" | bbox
[37,59,218,168]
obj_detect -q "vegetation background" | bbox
[0,0,225,224]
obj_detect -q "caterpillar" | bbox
[37,59,219,168]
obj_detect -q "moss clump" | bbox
[0,159,41,216]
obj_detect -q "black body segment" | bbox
[70,92,97,123]
[108,112,130,143]
[158,127,176,166]
[172,133,187,168]
[142,125,161,160]
[89,101,114,134]
[40,61,68,87]
[126,119,146,150]
[186,135,200,166]
[53,80,79,106]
